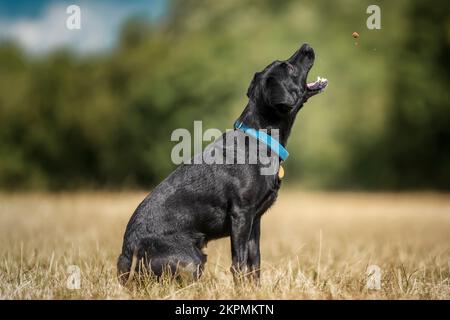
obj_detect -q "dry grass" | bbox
[0,190,449,299]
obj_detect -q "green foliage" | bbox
[343,0,450,189]
[0,0,448,190]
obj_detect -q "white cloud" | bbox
[0,1,158,54]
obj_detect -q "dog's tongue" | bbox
[307,76,328,92]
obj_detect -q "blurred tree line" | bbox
[0,0,448,190]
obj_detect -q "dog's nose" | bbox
[287,43,315,66]
[300,43,312,52]
[300,43,315,59]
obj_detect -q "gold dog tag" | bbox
[278,165,285,179]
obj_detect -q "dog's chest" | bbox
[255,179,281,217]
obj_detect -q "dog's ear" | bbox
[263,76,296,108]
[247,72,262,99]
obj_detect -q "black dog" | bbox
[117,43,327,284]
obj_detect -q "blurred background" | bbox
[0,0,448,191]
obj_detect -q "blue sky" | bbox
[0,0,168,54]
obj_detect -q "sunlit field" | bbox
[0,191,449,299]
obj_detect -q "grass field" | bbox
[0,190,449,299]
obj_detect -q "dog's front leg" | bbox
[230,209,253,281]
[247,217,261,283]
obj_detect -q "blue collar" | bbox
[234,121,289,161]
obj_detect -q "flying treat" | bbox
[352,32,359,39]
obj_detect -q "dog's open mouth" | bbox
[306,76,328,97]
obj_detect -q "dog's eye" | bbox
[284,63,295,75]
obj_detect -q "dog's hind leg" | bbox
[146,238,207,281]
[118,234,207,284]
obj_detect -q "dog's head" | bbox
[247,43,327,113]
